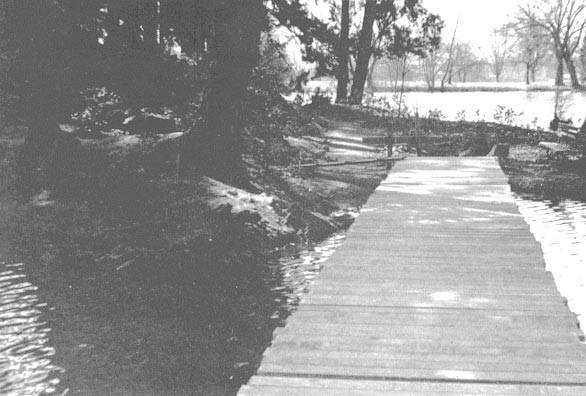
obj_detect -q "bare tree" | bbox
[440,19,458,89]
[419,40,476,91]
[421,49,441,91]
[520,0,586,88]
[509,12,551,84]
[489,27,514,82]
[452,42,481,83]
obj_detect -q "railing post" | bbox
[415,110,421,157]
[387,133,394,158]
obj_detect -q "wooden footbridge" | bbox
[238,157,586,396]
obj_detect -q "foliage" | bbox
[361,92,414,119]
[71,88,125,136]
[252,34,297,94]
[455,109,467,122]
[377,1,444,60]
[426,108,445,121]
[493,105,524,126]
[269,0,338,77]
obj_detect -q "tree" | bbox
[349,0,378,104]
[335,0,351,103]
[509,12,551,84]
[5,0,103,188]
[5,0,272,185]
[0,0,17,119]
[348,0,443,104]
[451,43,481,83]
[183,0,265,181]
[581,36,586,83]
[269,0,337,78]
[418,40,480,91]
[440,20,459,89]
[489,27,514,82]
[520,0,586,88]
[421,49,441,91]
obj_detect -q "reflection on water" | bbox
[0,261,61,395]
[516,197,586,326]
[269,231,347,316]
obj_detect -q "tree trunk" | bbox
[348,0,377,105]
[182,0,263,183]
[564,53,582,89]
[525,63,531,85]
[366,57,377,92]
[8,1,73,193]
[17,117,60,194]
[441,22,458,89]
[555,52,565,86]
[335,0,350,103]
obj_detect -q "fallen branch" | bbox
[299,156,406,169]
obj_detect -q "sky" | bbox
[304,0,527,52]
[422,0,524,50]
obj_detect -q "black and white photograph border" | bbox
[0,1,585,395]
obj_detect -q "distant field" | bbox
[373,81,564,92]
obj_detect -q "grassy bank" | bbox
[309,102,586,202]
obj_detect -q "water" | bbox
[515,197,586,327]
[0,227,348,395]
[374,90,586,129]
[268,231,348,312]
[0,261,62,396]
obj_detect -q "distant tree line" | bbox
[376,0,586,91]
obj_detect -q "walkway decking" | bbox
[239,157,586,396]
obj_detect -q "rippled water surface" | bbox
[516,198,586,326]
[0,261,61,395]
[0,225,348,395]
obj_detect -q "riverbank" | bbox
[307,79,576,94]
[372,83,570,93]
[311,103,586,201]
[502,144,586,202]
